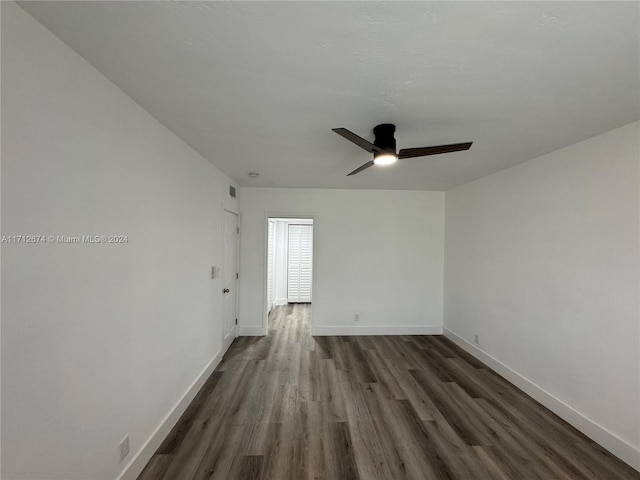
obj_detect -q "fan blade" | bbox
[398,142,472,159]
[346,160,375,176]
[332,128,384,153]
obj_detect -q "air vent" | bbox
[229,186,236,198]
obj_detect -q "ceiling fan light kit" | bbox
[373,153,397,166]
[332,123,472,176]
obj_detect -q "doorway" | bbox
[265,216,314,333]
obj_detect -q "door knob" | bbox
[223,288,230,293]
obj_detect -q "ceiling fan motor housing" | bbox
[373,123,397,157]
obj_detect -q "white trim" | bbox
[239,326,265,336]
[116,352,222,480]
[314,325,443,336]
[266,219,276,314]
[274,298,288,306]
[444,327,640,472]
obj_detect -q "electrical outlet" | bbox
[474,334,479,345]
[354,314,360,322]
[119,435,130,462]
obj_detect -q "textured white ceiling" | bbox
[18,1,640,190]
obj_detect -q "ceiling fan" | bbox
[332,124,472,176]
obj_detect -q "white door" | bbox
[287,224,313,303]
[222,210,238,355]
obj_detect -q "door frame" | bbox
[266,218,277,314]
[263,212,317,336]
[221,207,240,355]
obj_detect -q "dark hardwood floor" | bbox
[138,304,638,480]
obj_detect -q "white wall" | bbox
[1,4,239,479]
[444,121,640,469]
[239,188,445,335]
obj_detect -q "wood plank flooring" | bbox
[138,305,639,480]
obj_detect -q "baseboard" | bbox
[116,351,222,480]
[313,324,443,336]
[274,298,288,306]
[444,328,640,472]
[239,325,264,336]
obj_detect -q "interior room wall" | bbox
[444,121,640,470]
[1,4,239,479]
[239,188,445,336]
